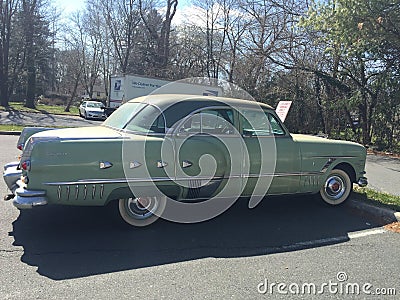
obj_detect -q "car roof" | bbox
[127,94,274,111]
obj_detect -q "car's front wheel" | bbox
[118,196,166,227]
[319,169,352,205]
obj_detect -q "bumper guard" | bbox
[3,161,48,209]
[3,162,22,193]
[357,177,368,187]
[13,186,48,209]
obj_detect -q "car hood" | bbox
[291,134,366,157]
[291,134,360,146]
[31,126,123,140]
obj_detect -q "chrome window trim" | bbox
[172,105,237,136]
[238,107,290,137]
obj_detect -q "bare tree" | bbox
[101,0,142,73]
[139,0,178,76]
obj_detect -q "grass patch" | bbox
[0,124,26,132]
[0,102,79,116]
[354,186,400,212]
[0,124,70,132]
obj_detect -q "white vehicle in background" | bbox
[79,100,107,120]
[108,75,223,109]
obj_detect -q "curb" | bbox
[0,131,21,136]
[348,199,400,224]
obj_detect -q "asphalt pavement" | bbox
[366,154,400,196]
[0,135,399,299]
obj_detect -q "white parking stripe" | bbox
[348,228,387,239]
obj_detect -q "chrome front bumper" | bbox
[357,176,368,187]
[3,162,48,209]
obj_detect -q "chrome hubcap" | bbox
[126,197,158,220]
[324,175,346,200]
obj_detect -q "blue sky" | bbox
[54,0,85,14]
[54,0,190,15]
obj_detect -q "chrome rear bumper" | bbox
[13,186,48,209]
[3,161,48,209]
[3,162,21,193]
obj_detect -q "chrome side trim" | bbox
[99,161,113,169]
[182,160,193,168]
[157,161,168,168]
[321,158,337,173]
[43,172,324,186]
[129,161,142,169]
[311,155,358,159]
[245,172,323,178]
[75,185,79,200]
[100,184,104,198]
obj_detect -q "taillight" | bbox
[21,160,31,171]
[17,144,24,150]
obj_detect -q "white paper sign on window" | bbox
[275,101,292,122]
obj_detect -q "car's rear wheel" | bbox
[118,196,166,227]
[319,169,352,205]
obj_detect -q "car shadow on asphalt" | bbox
[11,195,381,280]
[3,107,56,124]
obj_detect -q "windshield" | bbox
[87,102,103,108]
[124,104,165,134]
[103,102,144,130]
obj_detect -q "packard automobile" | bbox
[3,94,368,226]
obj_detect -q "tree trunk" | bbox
[65,72,81,112]
[23,0,37,109]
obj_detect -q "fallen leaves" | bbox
[384,222,400,233]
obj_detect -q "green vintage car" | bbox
[3,94,368,226]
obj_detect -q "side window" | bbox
[240,109,286,136]
[179,108,235,135]
[268,113,285,135]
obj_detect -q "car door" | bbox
[173,107,243,200]
[122,104,176,198]
[239,108,301,196]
